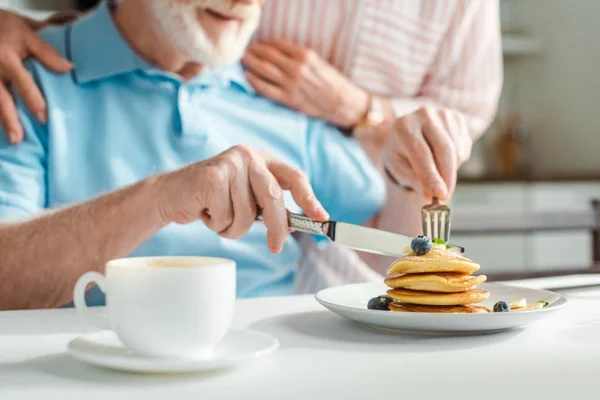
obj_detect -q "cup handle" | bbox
[73,271,111,330]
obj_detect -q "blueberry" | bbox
[410,235,432,255]
[493,301,510,312]
[367,295,392,311]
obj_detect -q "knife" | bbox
[255,210,464,257]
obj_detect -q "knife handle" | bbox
[255,209,327,236]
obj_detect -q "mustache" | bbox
[187,0,260,20]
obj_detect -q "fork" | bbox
[421,197,451,242]
[383,165,452,242]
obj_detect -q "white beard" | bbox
[150,0,260,67]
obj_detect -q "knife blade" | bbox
[255,210,464,256]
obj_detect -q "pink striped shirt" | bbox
[255,0,503,137]
[252,0,503,293]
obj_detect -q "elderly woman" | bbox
[0,0,502,292]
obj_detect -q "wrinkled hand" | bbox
[0,9,75,144]
[242,40,368,128]
[158,145,329,253]
[385,107,472,200]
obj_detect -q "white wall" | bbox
[514,0,600,174]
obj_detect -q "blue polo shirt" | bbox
[0,2,385,303]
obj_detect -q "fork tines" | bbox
[421,198,451,243]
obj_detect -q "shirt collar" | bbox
[68,1,151,84]
[68,1,256,95]
[190,62,256,94]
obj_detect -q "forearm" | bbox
[0,176,167,310]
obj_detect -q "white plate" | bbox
[315,282,566,335]
[67,329,279,373]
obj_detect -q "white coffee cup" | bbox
[73,256,236,359]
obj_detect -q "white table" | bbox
[1,287,600,400]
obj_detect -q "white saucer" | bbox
[315,282,566,335]
[67,329,279,373]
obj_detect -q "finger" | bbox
[200,167,234,233]
[269,40,304,58]
[219,164,257,240]
[245,70,286,103]
[266,158,329,221]
[26,34,73,73]
[407,137,447,199]
[271,40,318,65]
[4,54,47,122]
[246,43,296,72]
[248,158,288,254]
[0,82,24,144]
[422,113,457,198]
[398,120,447,199]
[385,152,424,195]
[442,111,471,195]
[242,50,286,85]
[445,110,472,165]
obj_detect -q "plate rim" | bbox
[66,328,280,373]
[315,281,568,317]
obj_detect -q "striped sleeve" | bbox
[393,0,503,139]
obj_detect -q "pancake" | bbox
[386,248,480,275]
[387,288,489,306]
[384,273,487,292]
[389,303,490,314]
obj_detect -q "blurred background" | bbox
[2,0,599,279]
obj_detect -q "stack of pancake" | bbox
[384,244,490,313]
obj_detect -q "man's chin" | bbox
[204,49,246,67]
[191,38,250,67]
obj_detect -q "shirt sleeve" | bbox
[391,0,503,140]
[306,119,386,225]
[0,89,47,221]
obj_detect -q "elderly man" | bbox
[0,0,385,310]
